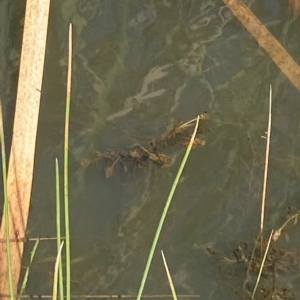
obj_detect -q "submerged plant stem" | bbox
[273,211,300,241]
[19,239,40,299]
[136,116,200,300]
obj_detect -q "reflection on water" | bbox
[2,0,300,298]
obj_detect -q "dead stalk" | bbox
[260,85,272,252]
[273,211,300,241]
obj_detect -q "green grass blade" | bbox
[18,239,40,299]
[136,116,200,300]
[64,23,72,300]
[55,158,64,300]
[0,97,14,300]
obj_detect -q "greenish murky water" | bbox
[1,0,300,299]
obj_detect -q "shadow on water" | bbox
[1,0,300,299]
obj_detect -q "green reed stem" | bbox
[55,159,64,300]
[136,116,200,300]
[64,24,72,300]
[18,239,40,299]
[0,97,14,300]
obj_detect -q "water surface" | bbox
[1,0,300,299]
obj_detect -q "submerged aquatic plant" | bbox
[85,113,208,177]
[207,86,300,298]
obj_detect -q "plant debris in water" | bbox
[207,207,300,299]
[81,113,208,177]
